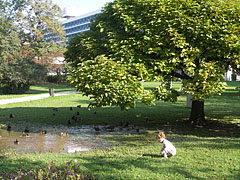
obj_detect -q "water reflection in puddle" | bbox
[0,125,141,154]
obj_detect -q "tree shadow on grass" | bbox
[142,154,162,158]
[174,118,240,138]
[0,99,239,138]
[72,154,215,180]
[0,154,43,178]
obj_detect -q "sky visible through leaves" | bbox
[52,0,113,16]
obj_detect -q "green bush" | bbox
[0,59,47,94]
[0,80,30,94]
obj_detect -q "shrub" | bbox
[0,59,47,94]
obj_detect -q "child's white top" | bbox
[162,138,176,155]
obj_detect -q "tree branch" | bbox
[170,69,193,80]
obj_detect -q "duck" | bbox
[7,123,11,131]
[72,116,77,120]
[102,122,108,127]
[123,121,129,128]
[41,130,47,134]
[72,116,80,123]
[10,114,15,118]
[77,105,81,108]
[76,111,80,116]
[68,119,72,124]
[52,108,58,111]
[93,125,101,131]
[106,125,115,131]
[70,107,73,110]
[75,117,80,122]
[21,131,30,137]
[24,127,30,133]
[59,132,68,137]
[14,139,20,144]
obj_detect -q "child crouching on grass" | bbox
[157,132,176,159]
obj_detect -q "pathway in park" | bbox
[0,90,78,105]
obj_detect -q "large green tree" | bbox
[0,1,21,62]
[65,0,240,124]
[2,0,66,60]
[0,0,66,93]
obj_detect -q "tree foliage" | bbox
[2,0,66,59]
[0,0,66,93]
[0,17,21,62]
[0,0,21,62]
[0,59,46,94]
[65,0,240,122]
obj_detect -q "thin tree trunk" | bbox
[190,100,206,125]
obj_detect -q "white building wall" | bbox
[224,68,240,81]
[224,69,233,81]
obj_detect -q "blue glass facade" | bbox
[45,9,101,44]
[63,9,101,42]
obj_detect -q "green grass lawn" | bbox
[0,81,239,179]
[0,83,75,100]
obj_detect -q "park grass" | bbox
[0,133,239,179]
[0,81,240,179]
[0,83,74,100]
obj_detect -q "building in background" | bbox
[44,8,101,77]
[224,68,240,81]
[62,9,101,43]
[45,8,101,44]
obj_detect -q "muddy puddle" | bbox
[0,124,142,154]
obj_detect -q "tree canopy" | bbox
[1,0,66,60]
[65,0,240,123]
[0,0,66,93]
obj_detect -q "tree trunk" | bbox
[189,100,206,125]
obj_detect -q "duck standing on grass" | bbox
[59,132,68,137]
[93,125,101,132]
[24,127,30,133]
[21,131,29,137]
[157,132,176,159]
[7,123,11,131]
[14,139,20,144]
[41,130,47,134]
